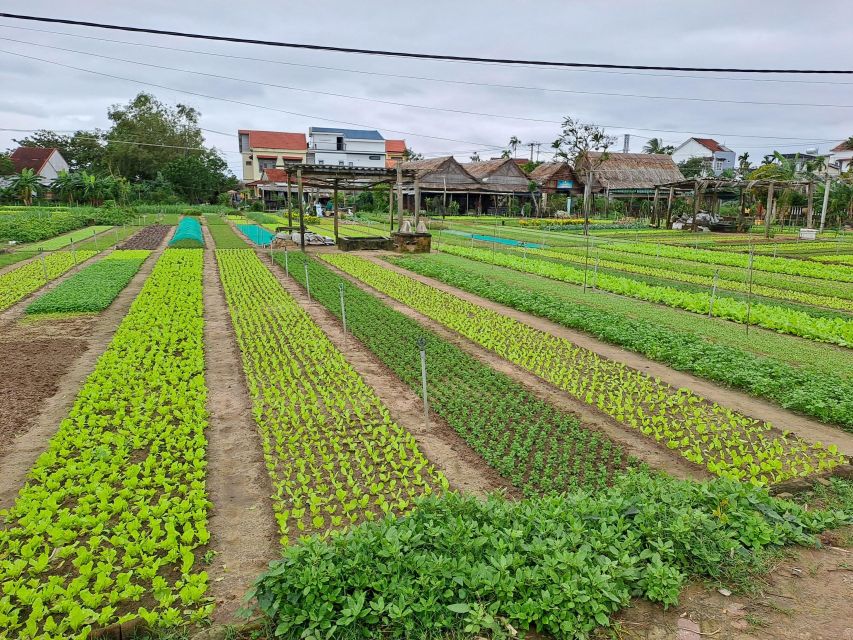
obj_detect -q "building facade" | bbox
[238,130,307,181]
[307,127,386,168]
[385,139,406,168]
[829,140,853,173]
[10,147,69,180]
[672,138,736,175]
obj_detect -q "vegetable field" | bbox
[2,217,851,639]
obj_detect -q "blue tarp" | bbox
[237,224,275,247]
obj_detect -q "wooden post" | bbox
[806,181,814,228]
[737,187,746,232]
[665,186,675,229]
[297,168,306,251]
[691,180,702,232]
[286,173,293,228]
[333,178,339,244]
[819,175,830,232]
[396,165,404,230]
[651,187,660,227]
[764,182,775,239]
[388,182,394,233]
[413,177,422,228]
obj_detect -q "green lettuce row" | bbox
[214,249,446,540]
[439,244,853,348]
[25,251,151,315]
[389,253,853,429]
[603,238,853,282]
[324,254,846,486]
[251,472,852,639]
[0,250,212,637]
[536,242,851,303]
[0,250,99,311]
[278,251,631,496]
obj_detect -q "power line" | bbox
[5,36,851,111]
[0,13,850,74]
[4,23,852,87]
[0,48,505,149]
[0,43,843,147]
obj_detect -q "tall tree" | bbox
[403,147,424,161]
[552,117,616,231]
[12,129,105,172]
[162,152,236,203]
[677,157,706,179]
[642,138,675,154]
[469,152,481,162]
[103,93,204,181]
[0,153,14,175]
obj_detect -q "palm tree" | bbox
[508,136,522,158]
[642,138,675,154]
[51,170,79,204]
[469,152,481,162]
[9,168,41,205]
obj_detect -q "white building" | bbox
[307,127,386,168]
[829,140,853,173]
[10,147,69,180]
[672,138,736,176]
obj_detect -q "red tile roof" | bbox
[261,168,289,182]
[239,130,307,150]
[11,147,56,174]
[385,139,406,154]
[693,138,725,153]
[831,140,853,152]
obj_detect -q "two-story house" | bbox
[829,139,853,174]
[672,138,736,176]
[385,139,407,168]
[238,130,307,181]
[307,127,386,168]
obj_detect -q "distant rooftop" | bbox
[309,127,384,141]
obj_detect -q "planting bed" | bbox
[439,244,853,347]
[0,250,211,637]
[25,250,151,315]
[0,250,98,312]
[324,254,847,485]
[391,252,853,430]
[215,249,447,540]
[118,224,172,250]
[279,251,633,495]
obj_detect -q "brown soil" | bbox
[260,251,518,498]
[297,249,705,483]
[607,527,853,640]
[199,228,281,622]
[0,234,167,510]
[119,224,172,250]
[369,253,853,459]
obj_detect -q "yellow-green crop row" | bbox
[323,254,847,486]
[439,245,853,347]
[215,249,447,542]
[527,246,851,311]
[0,250,211,638]
[605,240,853,282]
[0,250,98,312]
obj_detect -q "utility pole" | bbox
[527,142,535,162]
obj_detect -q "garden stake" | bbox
[339,283,347,335]
[745,247,755,335]
[284,247,289,276]
[304,262,311,302]
[418,336,429,427]
[39,251,48,282]
[708,269,719,318]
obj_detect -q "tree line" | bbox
[0,92,237,205]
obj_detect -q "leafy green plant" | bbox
[251,471,853,639]
[0,250,99,311]
[324,254,847,485]
[25,250,150,314]
[0,250,212,637]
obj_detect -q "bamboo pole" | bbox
[297,168,306,251]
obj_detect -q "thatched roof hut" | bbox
[528,162,581,194]
[399,156,480,191]
[461,158,530,192]
[577,153,684,192]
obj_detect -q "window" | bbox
[318,160,324,165]
[368,155,381,160]
[258,158,276,170]
[338,160,345,166]
[349,162,354,167]
[336,136,344,151]
[245,160,251,165]
[713,159,722,172]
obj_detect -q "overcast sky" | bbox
[1,1,851,175]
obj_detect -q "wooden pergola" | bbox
[276,164,418,249]
[653,177,817,236]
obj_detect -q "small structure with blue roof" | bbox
[308,127,387,168]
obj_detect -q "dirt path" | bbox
[0,234,168,510]
[609,528,853,640]
[368,253,853,458]
[199,229,281,622]
[304,250,705,483]
[260,250,517,497]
